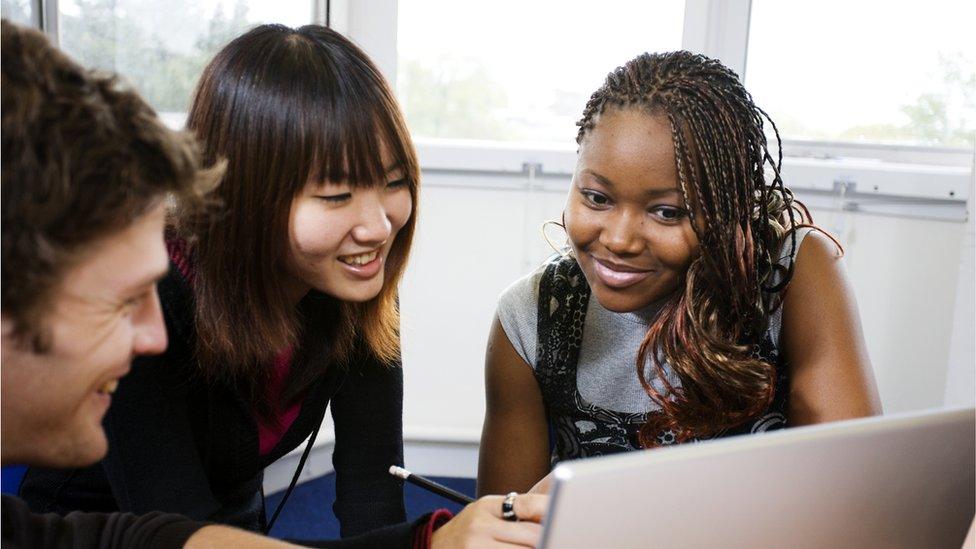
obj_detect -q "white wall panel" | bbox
[810,208,967,412]
[399,174,535,441]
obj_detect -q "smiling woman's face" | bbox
[566,107,700,313]
[285,143,413,304]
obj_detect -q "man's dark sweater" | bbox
[3,493,437,548]
[2,494,206,548]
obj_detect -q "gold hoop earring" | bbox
[542,217,569,257]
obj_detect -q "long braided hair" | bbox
[576,51,817,446]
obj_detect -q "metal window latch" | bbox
[833,178,856,194]
[833,178,859,211]
[523,162,543,190]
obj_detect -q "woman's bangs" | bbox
[311,95,413,189]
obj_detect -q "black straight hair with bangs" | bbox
[180,24,419,413]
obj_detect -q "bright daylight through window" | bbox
[396,0,686,146]
[747,0,975,149]
[41,0,311,127]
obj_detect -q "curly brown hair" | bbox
[1,20,218,350]
[576,51,825,445]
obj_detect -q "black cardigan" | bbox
[4,494,430,548]
[2,494,205,549]
[20,261,412,542]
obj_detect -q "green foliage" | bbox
[797,52,975,148]
[25,2,976,149]
[1,0,32,26]
[898,53,976,147]
[399,56,512,140]
[60,0,253,115]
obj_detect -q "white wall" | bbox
[809,208,967,412]
[400,178,532,444]
[943,161,976,407]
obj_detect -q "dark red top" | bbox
[258,346,302,455]
[166,239,301,456]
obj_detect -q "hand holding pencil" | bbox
[389,466,475,505]
[389,465,549,548]
[431,492,548,548]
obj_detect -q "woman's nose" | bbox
[600,209,644,256]
[351,190,393,245]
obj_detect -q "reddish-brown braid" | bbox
[576,51,816,446]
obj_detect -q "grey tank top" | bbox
[495,228,811,463]
[496,228,810,414]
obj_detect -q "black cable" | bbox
[264,422,321,534]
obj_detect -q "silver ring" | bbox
[501,492,519,521]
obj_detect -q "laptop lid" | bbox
[543,407,975,549]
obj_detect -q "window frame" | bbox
[34,0,328,48]
[24,0,975,219]
[343,0,973,220]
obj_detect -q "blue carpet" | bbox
[2,465,471,540]
[265,473,475,540]
[1,466,26,495]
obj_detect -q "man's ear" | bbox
[0,313,26,355]
[1,314,34,350]
[1,313,14,339]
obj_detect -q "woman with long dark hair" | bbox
[478,51,882,495]
[22,24,547,547]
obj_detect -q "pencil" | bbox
[388,465,475,505]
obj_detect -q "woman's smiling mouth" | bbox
[338,249,378,266]
[591,256,654,289]
[337,248,384,279]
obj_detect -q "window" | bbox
[57,0,313,126]
[746,0,975,149]
[396,0,686,145]
[1,0,35,27]
[12,0,974,199]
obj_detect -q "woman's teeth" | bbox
[339,250,378,266]
[98,379,119,395]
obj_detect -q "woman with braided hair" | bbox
[477,51,881,495]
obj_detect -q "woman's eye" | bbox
[386,178,409,190]
[652,206,686,222]
[316,193,352,204]
[581,190,610,207]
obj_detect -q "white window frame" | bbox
[33,0,327,50]
[24,0,974,221]
[340,0,973,222]
[15,0,56,39]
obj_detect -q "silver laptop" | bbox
[543,407,975,549]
